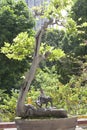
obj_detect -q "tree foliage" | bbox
[1,32,35,60]
[41,0,87,85]
[0,0,35,92]
[0,0,87,119]
[0,0,35,46]
[71,0,87,56]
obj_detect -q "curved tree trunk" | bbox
[16,56,40,117]
[16,19,53,117]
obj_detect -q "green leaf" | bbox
[1,32,35,60]
[49,48,65,61]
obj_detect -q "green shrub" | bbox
[0,89,18,121]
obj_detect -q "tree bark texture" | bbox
[24,104,68,118]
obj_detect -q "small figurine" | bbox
[36,88,53,108]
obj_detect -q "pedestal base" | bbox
[15,117,77,130]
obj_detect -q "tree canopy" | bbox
[1,0,75,117]
[0,0,87,119]
[0,0,35,92]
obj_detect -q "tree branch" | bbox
[34,19,53,57]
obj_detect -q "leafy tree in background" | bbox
[41,0,87,85]
[0,0,35,46]
[0,0,35,92]
[42,29,65,49]
[41,23,80,84]
[71,0,87,86]
[71,0,87,56]
[60,0,87,85]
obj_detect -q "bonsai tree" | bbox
[1,0,73,118]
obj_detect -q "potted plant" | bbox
[2,0,77,129]
[15,18,77,130]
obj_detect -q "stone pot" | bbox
[15,117,77,130]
